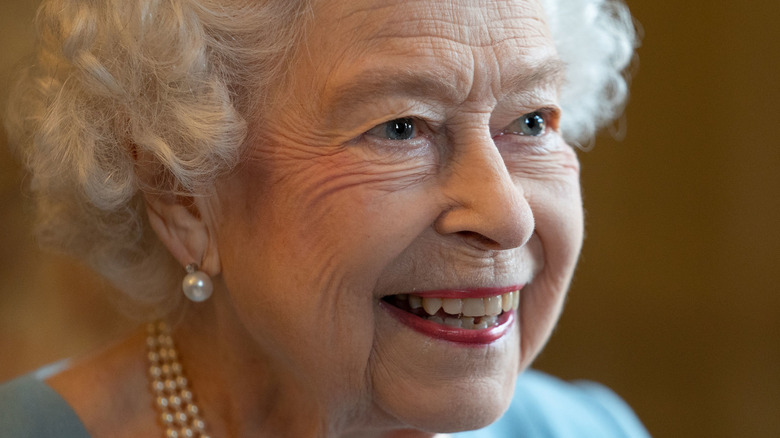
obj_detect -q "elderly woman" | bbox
[1,0,644,436]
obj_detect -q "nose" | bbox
[434,135,534,251]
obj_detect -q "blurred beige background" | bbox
[2,1,779,437]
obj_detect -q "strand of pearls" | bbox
[147,321,211,438]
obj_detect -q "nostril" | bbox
[456,231,502,250]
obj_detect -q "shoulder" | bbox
[452,369,650,438]
[0,369,91,438]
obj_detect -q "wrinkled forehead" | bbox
[290,0,558,103]
[311,0,552,47]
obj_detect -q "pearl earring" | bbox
[182,263,213,302]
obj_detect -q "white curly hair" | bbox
[4,0,637,315]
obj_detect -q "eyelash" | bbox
[495,109,557,139]
[357,117,434,158]
[365,117,421,141]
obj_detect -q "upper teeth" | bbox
[403,290,520,317]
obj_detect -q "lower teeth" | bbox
[428,314,499,329]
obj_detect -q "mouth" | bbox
[380,286,522,345]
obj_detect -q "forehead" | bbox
[311,0,552,47]
[297,0,559,98]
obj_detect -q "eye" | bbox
[505,111,547,137]
[366,118,417,140]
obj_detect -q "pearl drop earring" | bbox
[182,263,213,302]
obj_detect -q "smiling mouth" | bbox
[381,290,520,330]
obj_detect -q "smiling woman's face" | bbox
[211,0,583,432]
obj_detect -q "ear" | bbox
[144,191,222,277]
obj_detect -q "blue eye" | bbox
[368,118,416,140]
[507,112,546,137]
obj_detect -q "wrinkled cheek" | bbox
[212,175,375,395]
[534,174,584,267]
[213,164,436,410]
[220,248,375,408]
[517,176,583,368]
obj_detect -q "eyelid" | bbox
[366,118,411,140]
[526,107,560,133]
[352,117,439,159]
[496,107,560,138]
[538,106,561,132]
[363,116,434,139]
[352,116,438,160]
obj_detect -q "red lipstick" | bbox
[380,286,522,345]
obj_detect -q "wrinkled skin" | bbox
[180,0,583,436]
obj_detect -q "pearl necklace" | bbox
[146,321,211,438]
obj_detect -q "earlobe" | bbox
[144,192,221,277]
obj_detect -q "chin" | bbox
[386,373,518,434]
[369,325,521,434]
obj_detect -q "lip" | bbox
[379,286,522,345]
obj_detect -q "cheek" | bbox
[517,167,584,367]
[217,145,438,284]
[212,149,441,401]
[254,146,439,281]
[508,145,584,269]
[213,174,383,406]
[530,174,584,265]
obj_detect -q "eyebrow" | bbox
[321,57,567,116]
[500,57,567,95]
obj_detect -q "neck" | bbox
[170,297,328,437]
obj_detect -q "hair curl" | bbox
[4,0,637,315]
[542,0,637,143]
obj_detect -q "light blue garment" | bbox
[0,373,90,438]
[0,368,648,437]
[452,370,650,437]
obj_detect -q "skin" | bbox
[48,0,584,437]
